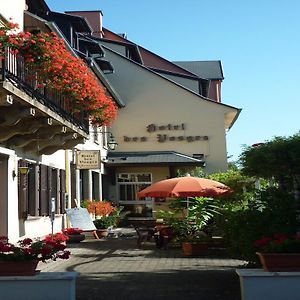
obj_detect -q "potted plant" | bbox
[85,200,122,238]
[160,197,220,256]
[63,228,85,243]
[254,233,300,271]
[0,233,70,276]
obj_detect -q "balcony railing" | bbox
[0,51,89,133]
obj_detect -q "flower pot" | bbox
[256,252,300,272]
[0,260,39,276]
[182,242,209,256]
[96,229,109,238]
[66,233,85,243]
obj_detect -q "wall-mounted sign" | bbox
[123,123,208,143]
[147,123,185,132]
[76,150,100,169]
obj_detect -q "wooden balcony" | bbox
[0,52,89,155]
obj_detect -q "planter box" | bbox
[236,268,300,300]
[0,272,77,300]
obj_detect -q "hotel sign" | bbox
[123,123,208,143]
[76,150,100,169]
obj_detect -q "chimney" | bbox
[66,10,103,38]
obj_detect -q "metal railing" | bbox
[1,50,89,132]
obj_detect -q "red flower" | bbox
[63,228,83,235]
[0,22,117,126]
[254,237,272,247]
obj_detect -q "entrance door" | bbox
[0,155,8,236]
[117,173,153,217]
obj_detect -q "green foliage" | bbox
[93,206,123,229]
[240,133,300,187]
[208,169,257,210]
[159,197,221,242]
[176,167,208,178]
[217,187,298,262]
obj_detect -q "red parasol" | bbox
[137,176,232,198]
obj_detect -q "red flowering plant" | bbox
[254,233,300,253]
[86,200,116,217]
[63,228,83,236]
[84,200,121,229]
[0,21,117,126]
[0,233,70,262]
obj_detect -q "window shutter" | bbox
[39,164,49,216]
[18,161,28,220]
[60,169,66,214]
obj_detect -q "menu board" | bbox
[65,207,96,231]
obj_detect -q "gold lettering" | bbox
[146,124,156,132]
[124,136,131,142]
[157,134,167,143]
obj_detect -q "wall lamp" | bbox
[106,133,118,150]
[12,166,30,179]
[19,166,30,175]
[90,129,118,151]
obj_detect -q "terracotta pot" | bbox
[256,252,300,272]
[67,233,85,243]
[0,260,39,276]
[182,242,209,256]
[96,229,109,238]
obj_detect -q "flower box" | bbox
[236,269,300,300]
[0,272,77,300]
[256,252,300,272]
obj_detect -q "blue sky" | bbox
[46,0,300,162]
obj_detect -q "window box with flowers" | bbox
[254,233,300,272]
[0,233,77,300]
[0,233,70,276]
[0,21,117,127]
[236,233,300,300]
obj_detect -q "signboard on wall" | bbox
[65,207,96,231]
[76,150,100,169]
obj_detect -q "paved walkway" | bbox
[39,228,245,300]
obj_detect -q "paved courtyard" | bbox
[39,228,245,300]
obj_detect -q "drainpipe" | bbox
[65,150,71,226]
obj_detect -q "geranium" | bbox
[0,21,117,126]
[63,228,83,235]
[86,200,116,217]
[0,234,71,262]
[254,233,300,253]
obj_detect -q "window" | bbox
[18,162,66,218]
[117,173,152,201]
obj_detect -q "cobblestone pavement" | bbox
[39,228,245,300]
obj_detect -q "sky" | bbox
[46,0,300,162]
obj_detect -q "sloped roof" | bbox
[173,61,224,80]
[105,151,204,166]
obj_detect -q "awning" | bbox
[105,151,205,167]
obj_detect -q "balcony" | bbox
[0,51,88,155]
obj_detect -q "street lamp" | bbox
[106,133,118,150]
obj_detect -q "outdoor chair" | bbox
[134,225,155,247]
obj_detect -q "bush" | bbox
[217,187,298,263]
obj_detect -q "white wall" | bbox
[0,0,26,30]
[103,48,238,173]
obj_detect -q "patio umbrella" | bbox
[137,176,232,198]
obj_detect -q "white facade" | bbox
[102,46,239,173]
